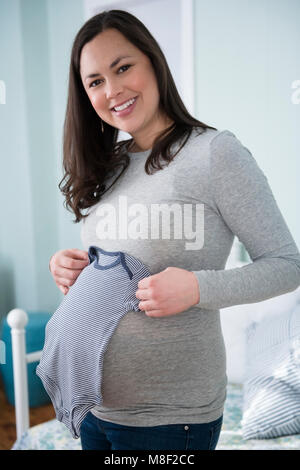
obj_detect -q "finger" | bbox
[135,288,149,300]
[52,266,82,281]
[55,276,76,288]
[138,300,156,311]
[59,285,69,295]
[65,248,90,260]
[61,255,90,270]
[55,281,69,294]
[137,276,153,289]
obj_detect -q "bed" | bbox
[7,308,300,450]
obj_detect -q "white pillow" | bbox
[241,302,300,439]
[220,284,300,384]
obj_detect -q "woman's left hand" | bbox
[135,267,200,318]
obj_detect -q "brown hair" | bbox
[59,9,217,223]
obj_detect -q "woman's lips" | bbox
[112,96,138,117]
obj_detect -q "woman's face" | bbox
[80,28,170,150]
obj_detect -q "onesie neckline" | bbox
[88,245,123,270]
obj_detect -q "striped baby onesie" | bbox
[36,245,151,439]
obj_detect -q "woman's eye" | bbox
[89,79,102,88]
[89,65,131,88]
[118,64,131,73]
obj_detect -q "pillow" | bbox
[241,301,300,439]
[220,284,300,384]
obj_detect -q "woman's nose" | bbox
[105,79,124,100]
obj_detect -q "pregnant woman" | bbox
[48,10,300,450]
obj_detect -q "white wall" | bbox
[194,0,300,248]
[193,0,300,383]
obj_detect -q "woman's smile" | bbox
[111,95,138,117]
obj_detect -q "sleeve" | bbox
[192,131,300,310]
[123,265,152,312]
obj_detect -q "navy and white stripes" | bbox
[242,302,300,439]
[36,246,151,439]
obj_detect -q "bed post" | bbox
[7,308,30,441]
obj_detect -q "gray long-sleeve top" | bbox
[80,127,300,426]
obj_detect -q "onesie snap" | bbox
[36,245,151,438]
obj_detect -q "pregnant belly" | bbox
[100,309,226,408]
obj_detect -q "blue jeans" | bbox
[80,412,223,450]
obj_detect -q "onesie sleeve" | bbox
[192,131,300,310]
[123,265,152,312]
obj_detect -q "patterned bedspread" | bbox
[11,383,300,450]
[217,383,300,449]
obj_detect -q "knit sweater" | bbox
[80,127,300,426]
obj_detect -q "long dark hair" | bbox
[59,9,217,223]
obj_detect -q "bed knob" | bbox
[7,309,28,329]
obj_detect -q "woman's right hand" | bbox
[49,248,90,295]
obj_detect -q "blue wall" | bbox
[0,0,84,319]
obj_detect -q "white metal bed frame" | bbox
[7,308,44,441]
